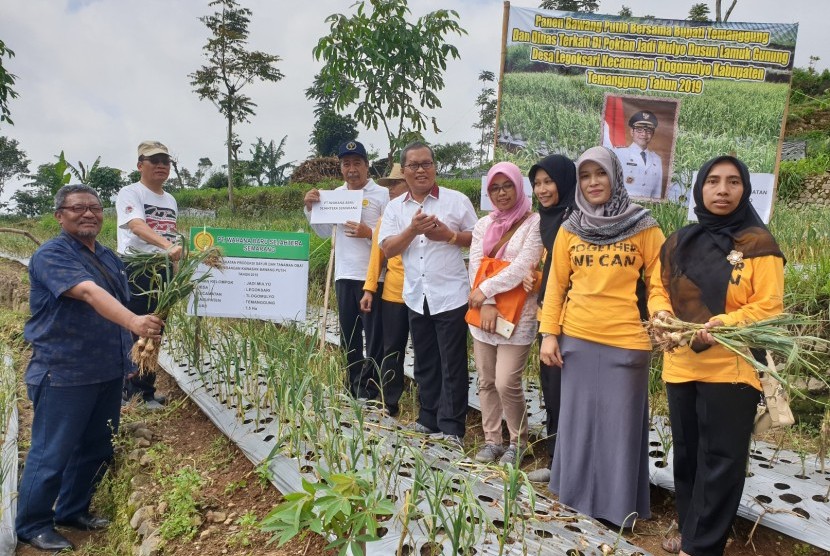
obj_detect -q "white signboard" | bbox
[190,259,308,322]
[186,228,309,323]
[480,176,534,212]
[310,189,363,224]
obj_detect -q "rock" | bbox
[206,510,226,523]
[122,421,147,433]
[128,449,145,462]
[130,505,156,530]
[130,474,152,488]
[134,428,154,441]
[128,491,146,507]
[137,438,151,448]
[136,520,156,539]
[199,526,218,540]
[156,501,168,515]
[139,454,154,467]
[191,515,204,527]
[223,517,233,526]
[138,531,162,556]
[793,376,829,394]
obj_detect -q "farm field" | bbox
[1,198,829,555]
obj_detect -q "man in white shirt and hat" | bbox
[303,140,389,400]
[115,140,180,409]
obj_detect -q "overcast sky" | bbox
[1,0,825,202]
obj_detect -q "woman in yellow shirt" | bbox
[360,164,410,416]
[522,154,577,483]
[651,156,784,556]
[539,146,666,528]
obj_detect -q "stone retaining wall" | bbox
[789,173,830,208]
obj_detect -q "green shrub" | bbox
[158,466,204,541]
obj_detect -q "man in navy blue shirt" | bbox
[16,184,164,552]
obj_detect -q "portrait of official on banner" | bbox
[601,95,680,200]
[497,5,798,208]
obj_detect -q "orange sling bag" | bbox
[464,215,530,334]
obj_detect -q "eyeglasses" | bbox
[141,155,172,165]
[632,126,655,135]
[60,204,104,214]
[404,162,434,171]
[488,182,515,194]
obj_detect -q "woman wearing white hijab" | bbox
[539,146,668,527]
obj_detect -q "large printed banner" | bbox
[499,5,798,215]
[187,228,309,323]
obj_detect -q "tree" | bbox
[310,111,359,157]
[618,6,633,17]
[0,136,29,204]
[67,156,101,184]
[433,141,475,176]
[87,166,125,206]
[306,73,359,157]
[189,0,283,212]
[249,137,291,186]
[0,40,18,126]
[203,171,229,190]
[472,70,497,166]
[539,0,600,12]
[12,153,71,217]
[311,0,466,164]
[687,3,711,22]
[169,157,213,190]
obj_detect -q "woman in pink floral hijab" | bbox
[468,162,542,465]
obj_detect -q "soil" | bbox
[13,370,334,556]
[13,371,827,556]
[787,107,830,136]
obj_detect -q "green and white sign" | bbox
[188,227,309,323]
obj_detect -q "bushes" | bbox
[173,179,485,216]
[174,184,325,217]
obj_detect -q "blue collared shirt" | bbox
[24,232,133,386]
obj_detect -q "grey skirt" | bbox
[549,334,651,527]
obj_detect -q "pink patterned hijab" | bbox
[483,162,532,258]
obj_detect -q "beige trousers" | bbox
[473,339,531,447]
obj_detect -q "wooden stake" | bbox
[319,225,336,350]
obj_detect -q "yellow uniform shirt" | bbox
[363,218,404,304]
[539,226,668,350]
[649,254,784,388]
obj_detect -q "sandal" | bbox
[661,535,682,554]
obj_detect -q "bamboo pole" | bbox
[319,225,336,351]
[0,228,41,246]
[492,1,511,154]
